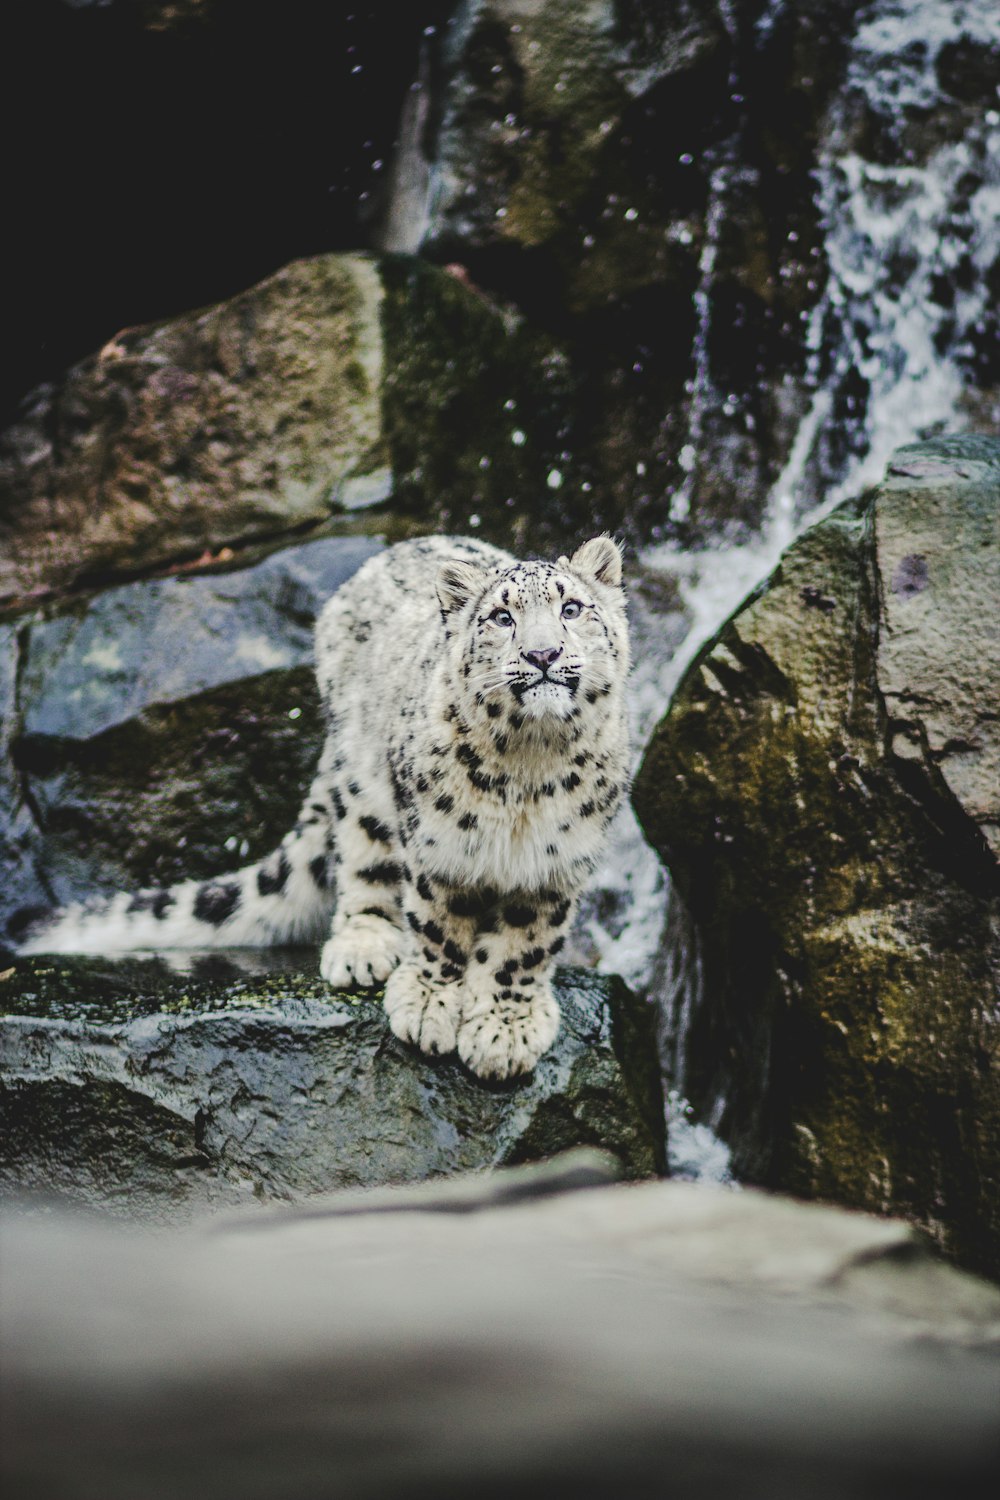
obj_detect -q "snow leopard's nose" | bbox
[523,645,563,672]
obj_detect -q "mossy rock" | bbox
[0,952,665,1221]
[632,437,1000,1279]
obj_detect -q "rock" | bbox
[632,437,1000,1278]
[0,251,588,609]
[1,4,435,414]
[1,534,380,932]
[0,257,390,605]
[0,956,665,1220]
[2,1158,999,1499]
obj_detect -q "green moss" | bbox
[633,489,1000,1278]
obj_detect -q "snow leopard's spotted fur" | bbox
[19,535,630,1078]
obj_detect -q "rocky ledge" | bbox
[0,953,665,1220]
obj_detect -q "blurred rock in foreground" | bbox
[2,1153,999,1500]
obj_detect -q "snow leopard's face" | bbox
[439,538,628,726]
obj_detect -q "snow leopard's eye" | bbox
[490,607,515,628]
[561,600,583,620]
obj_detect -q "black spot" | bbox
[579,801,596,818]
[495,968,515,987]
[407,912,423,934]
[549,900,571,927]
[549,935,566,955]
[416,775,430,794]
[359,862,403,885]
[504,903,536,927]
[309,856,330,890]
[519,947,545,969]
[417,874,435,902]
[493,734,509,755]
[347,781,362,798]
[539,782,556,797]
[475,948,488,963]
[423,947,438,963]
[440,963,462,981]
[257,852,291,897]
[443,939,466,965]
[332,789,347,821]
[360,907,393,922]
[519,976,535,987]
[509,711,524,730]
[127,889,176,919]
[457,812,478,831]
[801,584,838,612]
[585,690,598,704]
[455,742,482,771]
[561,772,581,792]
[573,752,590,767]
[424,920,445,945]
[435,793,455,814]
[447,891,486,918]
[360,815,393,844]
[193,881,241,927]
[486,702,502,719]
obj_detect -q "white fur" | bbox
[20,535,630,1079]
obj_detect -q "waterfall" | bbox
[588,0,1000,1177]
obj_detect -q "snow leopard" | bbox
[19,534,630,1079]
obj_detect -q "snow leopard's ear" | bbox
[567,535,623,589]
[437,557,486,615]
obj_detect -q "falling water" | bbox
[582,0,1000,1177]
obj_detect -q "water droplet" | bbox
[547,469,563,489]
[636,461,646,475]
[288,707,302,720]
[469,513,481,528]
[496,206,508,219]
[479,456,491,470]
[678,444,696,472]
[624,207,638,221]
[679,153,693,165]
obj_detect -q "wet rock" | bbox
[632,436,1000,1278]
[3,1159,1000,1500]
[0,251,591,609]
[2,535,379,928]
[0,257,391,606]
[0,954,665,1221]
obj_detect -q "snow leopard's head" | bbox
[438,536,628,728]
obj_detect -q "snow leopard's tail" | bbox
[13,789,337,957]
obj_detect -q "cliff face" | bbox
[633,437,1000,1277]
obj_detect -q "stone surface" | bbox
[1,535,379,933]
[0,957,665,1220]
[632,437,1000,1278]
[0,250,592,610]
[0,256,390,606]
[2,1158,999,1500]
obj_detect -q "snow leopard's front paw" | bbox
[320,914,405,988]
[383,964,462,1056]
[456,983,560,1080]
